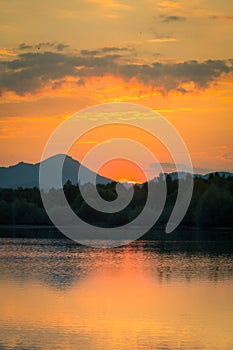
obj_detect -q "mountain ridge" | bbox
[0,154,232,189]
[0,154,113,189]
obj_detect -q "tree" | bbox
[195,185,233,227]
[0,200,11,224]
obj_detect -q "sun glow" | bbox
[97,158,148,183]
[119,179,137,185]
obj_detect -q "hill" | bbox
[0,154,113,189]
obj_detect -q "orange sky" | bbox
[0,0,233,181]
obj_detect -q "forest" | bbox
[0,172,233,229]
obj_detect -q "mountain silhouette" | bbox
[0,154,113,189]
[0,155,232,189]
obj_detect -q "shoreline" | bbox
[0,224,233,231]
[0,225,232,241]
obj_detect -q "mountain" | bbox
[0,154,113,189]
[150,171,233,183]
[167,171,233,180]
[1,155,232,189]
[194,171,233,180]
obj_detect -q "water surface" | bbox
[0,237,232,350]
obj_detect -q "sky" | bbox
[0,0,233,181]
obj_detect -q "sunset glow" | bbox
[0,0,233,181]
[99,159,147,183]
[0,2,233,349]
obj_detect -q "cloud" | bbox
[18,43,34,50]
[80,49,100,56]
[175,87,189,93]
[86,0,130,11]
[210,16,233,21]
[80,46,133,56]
[160,15,186,23]
[158,1,182,10]
[147,38,177,43]
[36,42,55,49]
[150,162,214,174]
[117,59,233,92]
[55,43,70,52]
[0,50,120,95]
[18,42,69,52]
[0,49,17,58]
[151,162,190,172]
[0,47,232,95]
[220,153,233,161]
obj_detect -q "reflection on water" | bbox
[0,237,233,350]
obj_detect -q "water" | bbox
[0,237,232,350]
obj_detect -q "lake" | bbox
[0,237,232,350]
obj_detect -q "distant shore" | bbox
[0,225,232,241]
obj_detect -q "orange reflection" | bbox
[0,246,233,350]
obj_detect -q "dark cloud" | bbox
[160,15,186,23]
[0,52,80,95]
[18,43,34,50]
[0,49,232,95]
[152,52,161,58]
[36,42,55,48]
[0,51,120,95]
[80,49,100,56]
[55,43,70,52]
[175,87,189,93]
[80,46,133,56]
[18,42,69,52]
[117,59,233,92]
[51,79,66,90]
[101,46,133,53]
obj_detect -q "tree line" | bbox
[0,172,233,228]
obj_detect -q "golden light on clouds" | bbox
[158,1,182,10]
[147,38,177,43]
